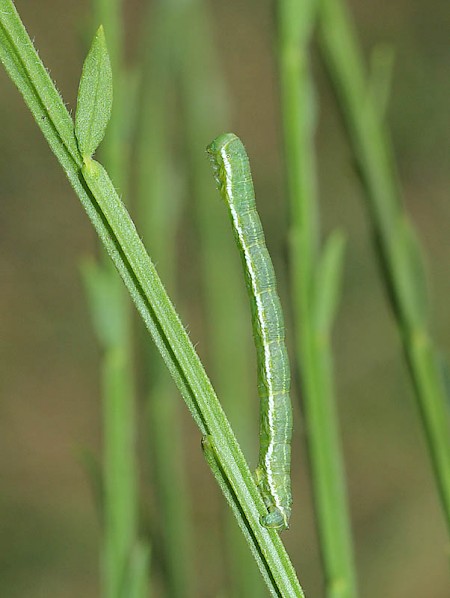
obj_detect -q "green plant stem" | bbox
[88,2,144,596]
[0,2,305,595]
[277,1,358,596]
[127,543,152,598]
[177,1,265,595]
[319,0,450,534]
[101,340,137,598]
[135,2,194,596]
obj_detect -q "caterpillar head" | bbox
[206,133,240,191]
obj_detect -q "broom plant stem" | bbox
[319,0,450,534]
[278,1,358,596]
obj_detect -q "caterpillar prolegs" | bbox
[206,133,293,531]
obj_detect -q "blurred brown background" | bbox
[1,0,450,596]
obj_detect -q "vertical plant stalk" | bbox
[278,0,358,596]
[82,3,144,596]
[319,0,450,534]
[177,0,265,595]
[100,340,138,597]
[135,2,194,596]
[0,2,305,595]
[127,543,152,598]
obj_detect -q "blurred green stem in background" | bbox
[135,1,194,596]
[82,1,147,596]
[0,2,305,595]
[277,0,358,596]
[319,0,450,534]
[177,0,265,595]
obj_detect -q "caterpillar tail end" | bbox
[255,467,291,532]
[260,507,291,532]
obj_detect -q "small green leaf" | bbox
[75,25,112,158]
[313,229,346,335]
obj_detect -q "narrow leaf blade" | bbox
[313,229,346,335]
[75,25,113,158]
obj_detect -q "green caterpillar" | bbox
[207,133,293,531]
